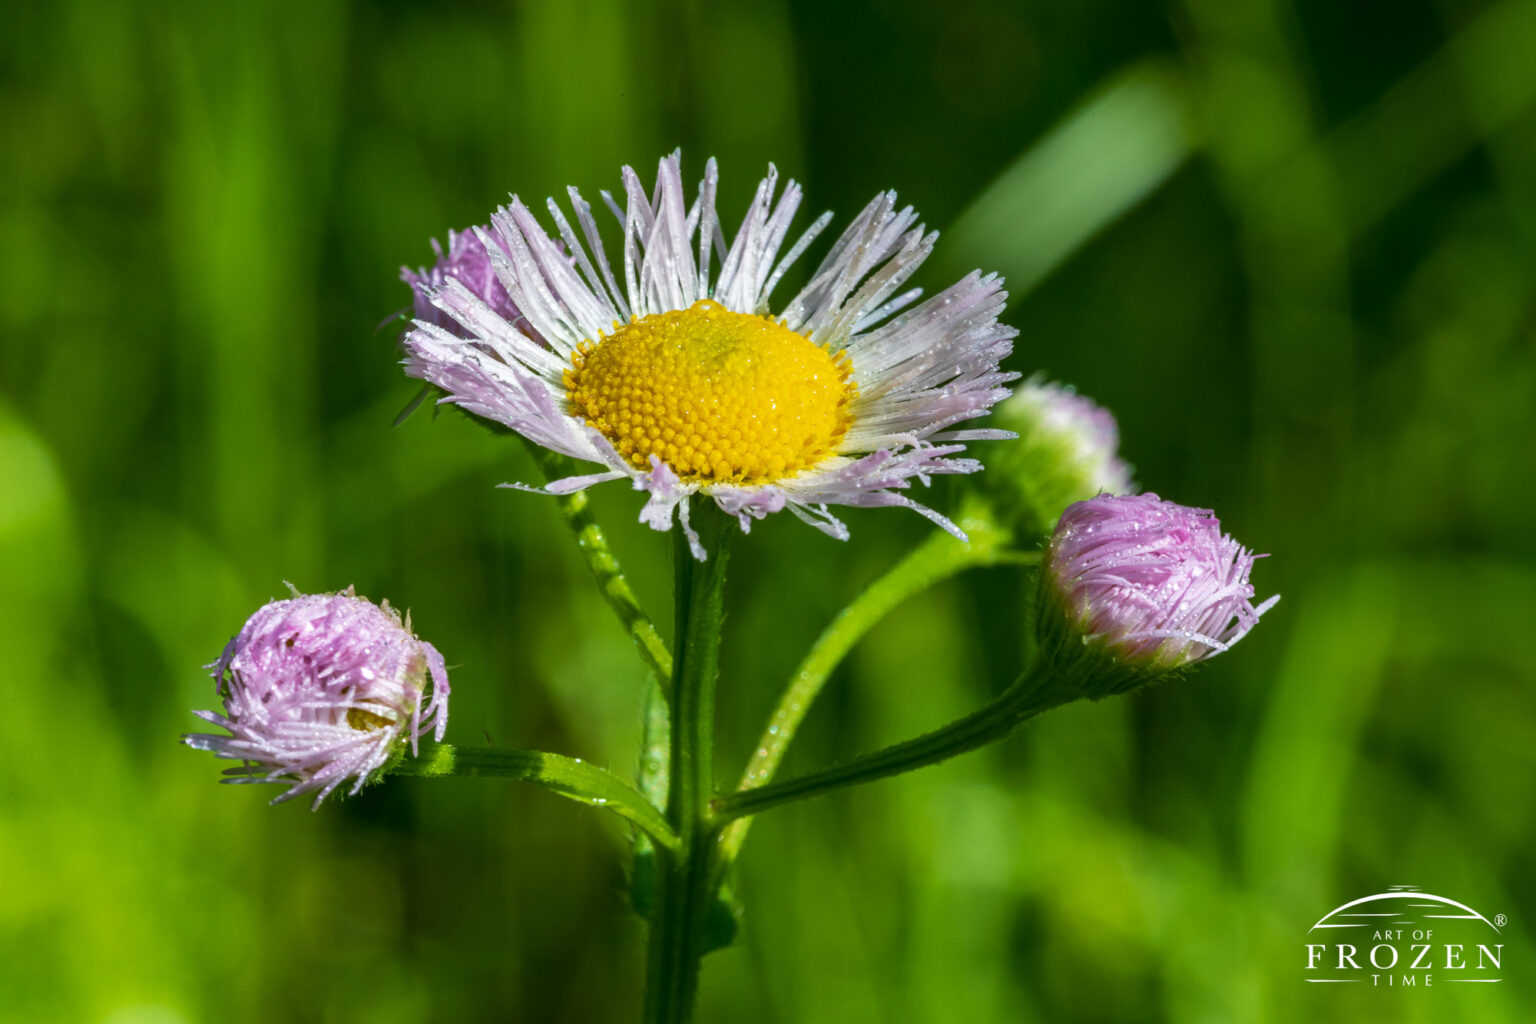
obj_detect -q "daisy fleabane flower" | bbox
[1037,494,1278,696]
[183,588,450,808]
[401,153,1019,558]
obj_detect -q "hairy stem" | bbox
[524,440,673,689]
[710,668,1073,822]
[642,502,733,1024]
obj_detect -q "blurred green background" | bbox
[4,0,1535,1021]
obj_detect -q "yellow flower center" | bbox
[346,705,395,731]
[564,299,855,485]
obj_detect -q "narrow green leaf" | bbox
[390,743,679,852]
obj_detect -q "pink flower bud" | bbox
[1040,494,1277,693]
[184,588,449,807]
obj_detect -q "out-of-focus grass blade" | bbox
[946,61,1195,299]
[1242,560,1536,988]
[0,402,80,781]
[1330,0,1536,235]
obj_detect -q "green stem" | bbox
[628,671,672,920]
[718,505,1024,867]
[524,440,673,688]
[389,742,679,852]
[710,667,1074,822]
[643,502,733,1024]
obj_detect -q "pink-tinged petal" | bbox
[502,470,629,496]
[400,226,527,336]
[708,485,788,533]
[635,457,699,549]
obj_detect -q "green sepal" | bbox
[973,374,1133,538]
[699,883,741,955]
[1030,569,1183,700]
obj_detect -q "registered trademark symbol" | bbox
[1496,914,1508,927]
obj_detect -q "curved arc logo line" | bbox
[1309,892,1500,934]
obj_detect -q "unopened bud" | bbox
[184,588,450,807]
[1035,494,1277,697]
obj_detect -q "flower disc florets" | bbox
[400,153,1019,558]
[564,299,855,484]
[1038,493,1277,696]
[183,588,450,808]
